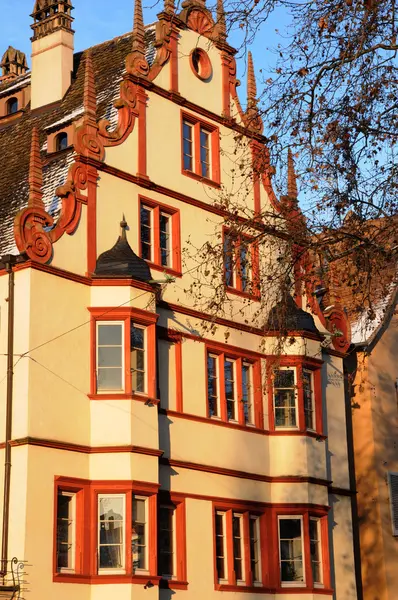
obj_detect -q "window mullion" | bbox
[219,354,227,421]
[194,122,201,175]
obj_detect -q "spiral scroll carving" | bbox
[14,207,54,264]
[125,52,150,77]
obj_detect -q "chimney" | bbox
[0,47,29,80]
[30,0,74,109]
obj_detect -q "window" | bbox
[273,368,297,428]
[206,351,261,427]
[98,494,125,572]
[55,132,68,151]
[158,506,175,577]
[181,112,220,184]
[277,514,328,589]
[388,472,398,536]
[214,509,263,588]
[157,496,187,585]
[139,198,181,274]
[268,361,323,435]
[278,517,304,584]
[96,322,124,392]
[56,491,76,572]
[90,307,158,399]
[132,496,147,571]
[6,97,18,115]
[223,230,259,297]
[303,370,315,430]
[190,48,212,80]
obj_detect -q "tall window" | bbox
[132,496,147,571]
[96,322,124,392]
[310,518,322,584]
[6,97,18,115]
[158,506,175,577]
[207,352,258,426]
[98,495,125,572]
[215,509,262,587]
[139,200,180,272]
[181,113,219,183]
[303,370,315,430]
[273,369,297,428]
[131,325,146,393]
[278,517,304,584]
[56,491,76,572]
[223,231,258,296]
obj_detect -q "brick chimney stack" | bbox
[30,0,74,109]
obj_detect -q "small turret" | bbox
[0,47,28,78]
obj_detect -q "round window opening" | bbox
[190,48,212,81]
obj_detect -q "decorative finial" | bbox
[132,0,146,56]
[83,51,97,120]
[247,51,257,108]
[164,0,175,14]
[287,148,298,198]
[28,127,44,208]
[216,0,227,40]
[120,214,128,241]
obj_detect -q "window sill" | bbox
[88,392,160,405]
[271,429,326,441]
[182,169,220,188]
[160,578,189,590]
[54,573,162,585]
[145,261,182,278]
[226,286,261,302]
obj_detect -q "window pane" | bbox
[97,368,123,391]
[57,492,74,571]
[225,359,236,421]
[274,370,296,428]
[240,244,252,292]
[249,517,260,582]
[215,513,225,580]
[132,497,146,570]
[303,371,314,430]
[183,121,193,171]
[274,369,295,388]
[98,495,124,570]
[310,518,322,584]
[224,234,235,287]
[200,128,210,178]
[233,515,243,581]
[242,362,253,424]
[279,518,304,583]
[141,206,152,261]
[98,324,122,346]
[160,213,171,267]
[98,346,122,367]
[131,325,145,393]
[207,354,219,417]
[158,506,174,576]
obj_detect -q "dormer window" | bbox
[6,97,18,115]
[55,132,68,152]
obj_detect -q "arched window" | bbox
[6,98,18,115]
[55,132,68,152]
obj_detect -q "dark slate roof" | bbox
[266,293,319,334]
[94,227,152,282]
[0,27,156,256]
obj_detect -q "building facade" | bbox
[0,1,357,599]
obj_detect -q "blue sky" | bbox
[0,0,289,102]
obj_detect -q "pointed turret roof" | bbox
[287,148,298,198]
[94,218,152,281]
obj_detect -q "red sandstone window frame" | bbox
[157,492,188,590]
[267,356,324,437]
[181,111,220,186]
[223,228,260,300]
[53,477,161,585]
[88,307,158,402]
[212,502,331,594]
[205,344,263,429]
[138,196,182,277]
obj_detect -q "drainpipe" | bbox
[1,255,16,577]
